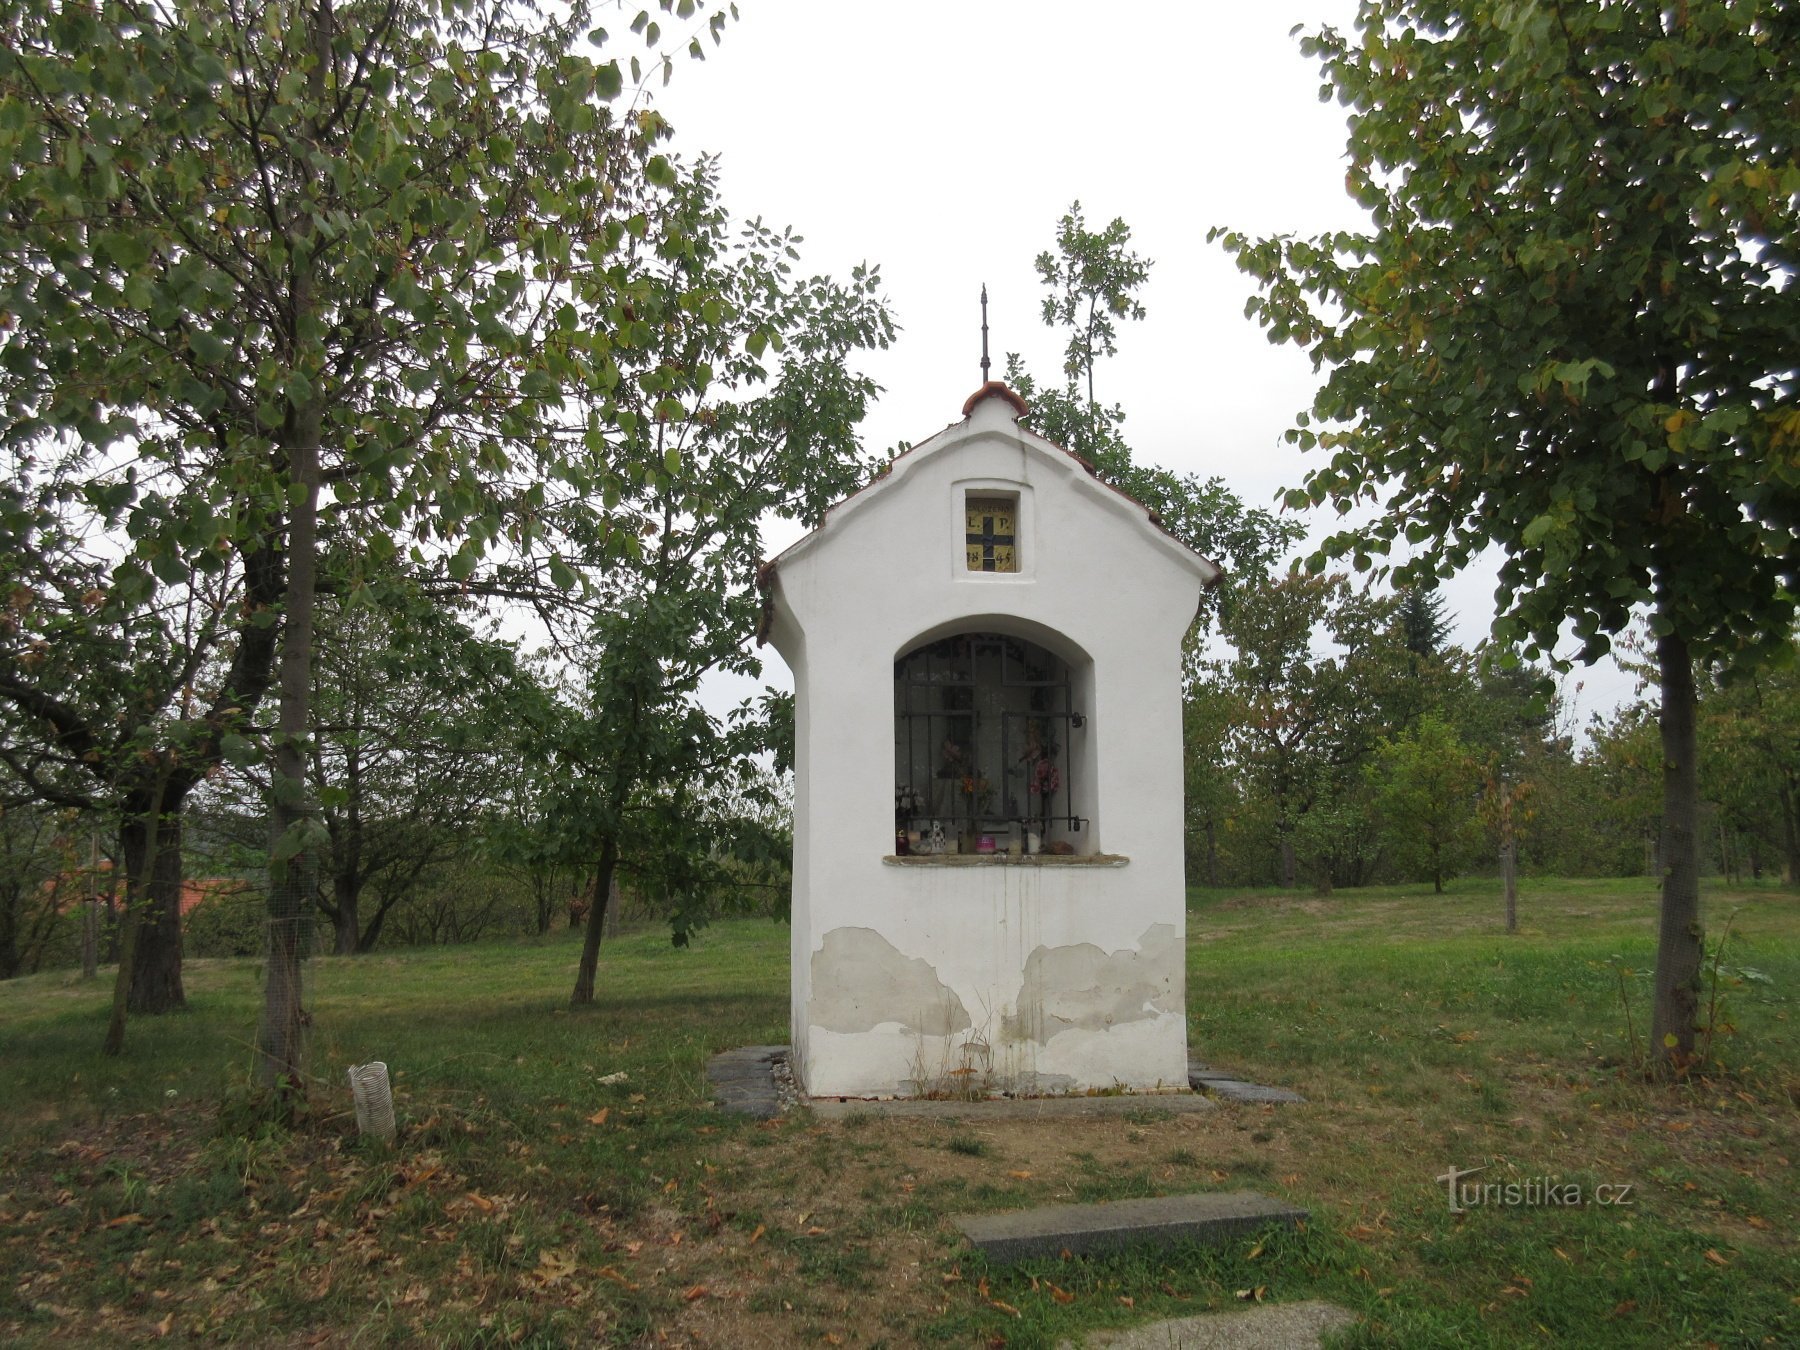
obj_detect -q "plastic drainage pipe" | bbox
[347,1061,396,1142]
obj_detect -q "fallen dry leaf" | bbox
[1245,1240,1265,1261]
[1047,1282,1074,1305]
[1118,1295,1134,1308]
[1704,1249,1730,1267]
[587,1108,610,1126]
[1008,1169,1032,1180]
[682,1284,708,1302]
[535,1249,576,1285]
[989,1299,1021,1318]
[749,1224,766,1244]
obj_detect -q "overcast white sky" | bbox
[648,0,1643,728]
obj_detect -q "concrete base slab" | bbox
[1061,1300,1356,1349]
[808,1091,1212,1121]
[703,1047,1306,1119]
[953,1190,1308,1264]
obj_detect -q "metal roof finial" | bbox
[979,284,991,386]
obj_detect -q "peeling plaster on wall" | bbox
[810,927,974,1037]
[1002,923,1181,1046]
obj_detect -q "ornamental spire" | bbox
[979,284,991,386]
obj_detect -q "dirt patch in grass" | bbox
[571,1103,1322,1347]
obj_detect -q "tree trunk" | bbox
[1650,630,1703,1070]
[124,801,186,1013]
[332,873,359,956]
[532,871,554,935]
[81,832,99,980]
[570,836,620,1006]
[1277,831,1296,889]
[0,888,18,980]
[1204,819,1219,888]
[102,869,120,964]
[1501,836,1517,934]
[257,403,322,1095]
[105,765,172,1056]
[1778,778,1800,886]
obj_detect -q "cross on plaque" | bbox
[965,498,1016,572]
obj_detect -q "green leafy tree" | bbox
[1034,201,1150,411]
[1006,208,1302,633]
[1214,1,1800,1065]
[1397,584,1453,663]
[1579,702,1667,877]
[1699,648,1800,884]
[1202,572,1412,888]
[1182,683,1237,888]
[0,478,261,1021]
[0,0,729,1085]
[522,162,893,1005]
[203,586,536,955]
[0,804,80,978]
[1369,713,1480,893]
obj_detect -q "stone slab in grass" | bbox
[704,1044,785,1119]
[1062,1299,1355,1349]
[953,1190,1308,1264]
[1187,1062,1306,1104]
[1195,1080,1306,1105]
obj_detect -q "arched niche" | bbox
[892,619,1097,856]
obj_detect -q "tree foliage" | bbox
[1006,205,1302,631]
[0,0,731,1083]
[1033,201,1151,409]
[1214,0,1800,1067]
[517,160,893,1005]
[1368,713,1480,893]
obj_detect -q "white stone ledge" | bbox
[880,853,1129,868]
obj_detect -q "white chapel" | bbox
[758,381,1220,1099]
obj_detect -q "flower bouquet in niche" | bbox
[959,773,993,851]
[1020,721,1061,853]
[934,738,967,822]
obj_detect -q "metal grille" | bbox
[894,633,1084,846]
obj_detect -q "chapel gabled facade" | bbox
[760,384,1219,1099]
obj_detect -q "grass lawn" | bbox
[0,877,1794,1346]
